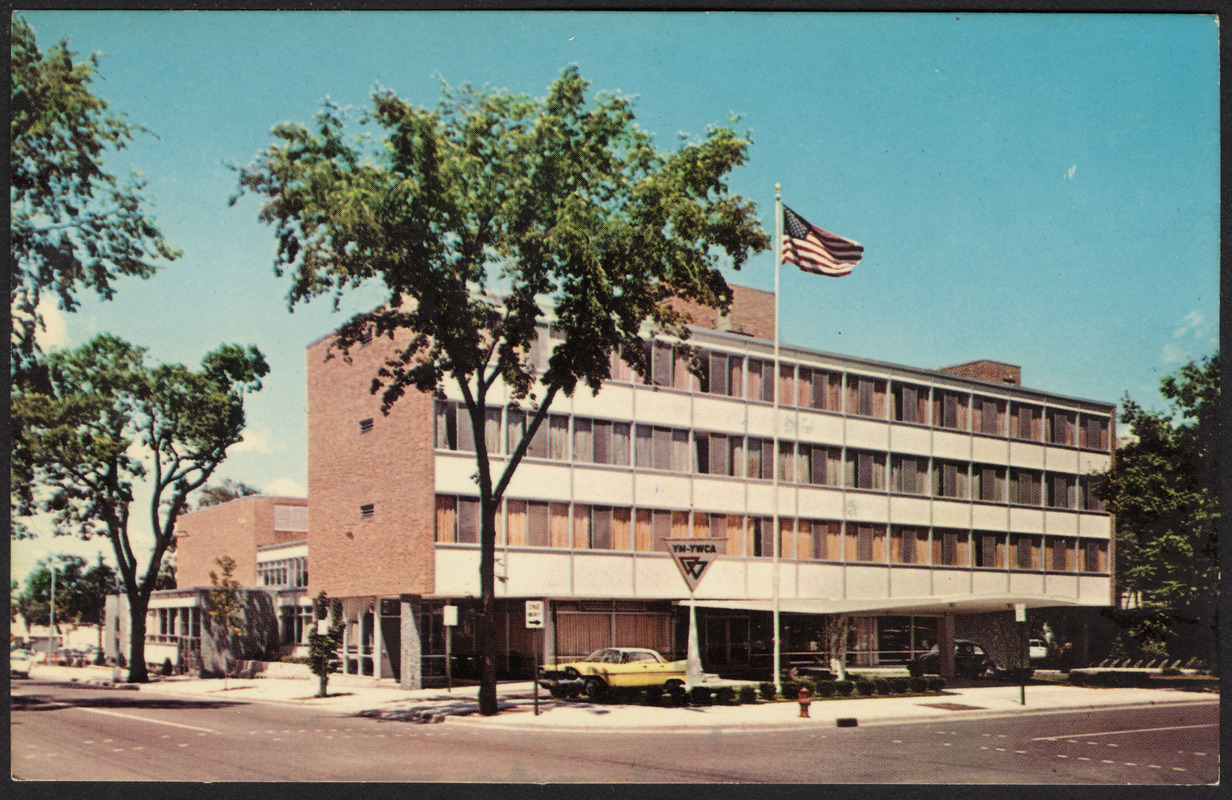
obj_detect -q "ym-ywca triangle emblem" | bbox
[666,538,725,593]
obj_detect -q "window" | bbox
[359,418,374,434]
[434,401,458,450]
[1081,539,1108,573]
[746,358,775,402]
[548,415,570,460]
[1046,537,1073,571]
[435,496,456,542]
[1047,409,1077,446]
[1080,476,1106,512]
[749,517,772,558]
[892,383,929,424]
[527,501,550,547]
[1012,534,1040,570]
[804,444,841,486]
[360,503,375,520]
[847,375,886,418]
[848,524,886,563]
[457,499,479,543]
[974,532,1004,568]
[936,529,967,566]
[1046,473,1076,509]
[933,460,969,499]
[777,441,795,483]
[702,351,729,396]
[649,342,675,387]
[779,364,797,407]
[846,450,886,490]
[891,455,928,494]
[746,438,774,480]
[975,397,1004,436]
[1080,414,1110,450]
[891,526,927,564]
[507,409,548,459]
[1009,468,1042,505]
[934,391,968,430]
[696,432,737,477]
[1011,402,1042,440]
[975,464,1006,502]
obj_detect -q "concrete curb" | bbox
[441,695,1221,734]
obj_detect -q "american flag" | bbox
[780,206,863,277]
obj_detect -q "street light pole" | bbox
[47,558,59,662]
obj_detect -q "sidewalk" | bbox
[24,664,1218,733]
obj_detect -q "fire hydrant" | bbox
[797,686,812,718]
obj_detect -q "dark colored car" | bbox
[907,640,997,679]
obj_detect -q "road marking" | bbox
[1148,765,1161,769]
[1057,755,1068,759]
[1101,760,1114,764]
[1123,762,1136,767]
[1077,757,1090,762]
[1033,724,1217,742]
[1172,767,1186,772]
[73,707,215,733]
[1194,752,1207,756]
[1015,750,1027,754]
[995,748,1006,752]
[942,743,952,747]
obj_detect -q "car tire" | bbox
[584,677,607,702]
[547,685,569,699]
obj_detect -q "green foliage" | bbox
[872,677,890,695]
[926,676,946,692]
[235,66,768,715]
[758,682,776,701]
[688,685,713,706]
[15,554,120,627]
[9,16,178,377]
[307,591,344,697]
[665,683,689,706]
[714,686,736,705]
[833,680,854,697]
[888,677,910,694]
[12,335,267,682]
[1093,354,1219,667]
[813,680,835,698]
[195,478,262,509]
[737,685,758,705]
[854,678,875,696]
[908,676,927,693]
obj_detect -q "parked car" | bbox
[907,640,997,679]
[539,647,687,700]
[11,648,36,678]
[1028,639,1050,664]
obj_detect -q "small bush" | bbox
[689,686,713,706]
[642,685,663,705]
[872,677,890,695]
[759,682,777,701]
[715,686,736,705]
[926,676,945,692]
[1069,671,1087,686]
[159,658,174,676]
[888,677,910,694]
[1160,666,1181,677]
[833,680,854,696]
[780,680,800,700]
[855,678,875,696]
[908,676,927,693]
[738,685,758,705]
[813,680,834,698]
[666,683,688,706]
[116,651,127,668]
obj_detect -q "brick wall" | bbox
[174,496,306,588]
[939,360,1022,386]
[668,284,775,341]
[306,331,436,599]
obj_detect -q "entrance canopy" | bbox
[686,594,1098,617]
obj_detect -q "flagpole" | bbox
[772,183,783,697]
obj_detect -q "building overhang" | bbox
[685,594,1105,617]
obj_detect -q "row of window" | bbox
[433,402,1107,512]
[146,606,202,642]
[433,495,1110,573]
[258,556,309,588]
[594,343,1111,449]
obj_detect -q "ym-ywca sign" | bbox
[666,538,725,593]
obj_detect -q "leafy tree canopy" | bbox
[11,334,268,681]
[195,478,263,509]
[15,554,120,628]
[10,15,179,377]
[1094,353,1219,665]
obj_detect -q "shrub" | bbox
[666,683,689,706]
[689,686,713,706]
[738,685,758,705]
[813,680,834,698]
[780,680,800,700]
[759,682,776,701]
[872,677,890,695]
[642,685,663,706]
[160,658,174,676]
[833,680,854,696]
[116,651,127,668]
[926,676,945,692]
[908,676,927,693]
[855,678,875,696]
[715,686,736,705]
[1069,671,1087,686]
[888,677,910,694]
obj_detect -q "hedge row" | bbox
[781,675,945,698]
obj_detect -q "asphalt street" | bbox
[10,678,1219,783]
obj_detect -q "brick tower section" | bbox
[175,496,302,588]
[669,285,776,340]
[306,332,436,598]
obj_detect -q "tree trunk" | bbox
[318,670,328,698]
[127,604,149,683]
[477,499,499,715]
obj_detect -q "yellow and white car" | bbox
[539,648,687,700]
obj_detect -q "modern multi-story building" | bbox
[300,286,1115,688]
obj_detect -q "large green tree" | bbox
[235,67,769,714]
[1094,353,1219,668]
[10,16,178,377]
[11,334,268,682]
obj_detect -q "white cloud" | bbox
[264,477,305,498]
[1161,342,1185,364]
[231,426,274,454]
[1065,165,1077,180]
[1172,309,1206,340]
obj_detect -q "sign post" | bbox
[1014,602,1027,705]
[665,538,724,688]
[443,605,457,693]
[525,600,545,716]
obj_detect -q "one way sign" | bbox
[665,538,725,593]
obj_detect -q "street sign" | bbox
[666,538,724,593]
[525,600,545,629]
[1014,603,1026,623]
[443,605,458,626]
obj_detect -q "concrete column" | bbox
[399,595,423,691]
[341,601,352,675]
[372,598,384,679]
[542,599,556,668]
[938,613,956,679]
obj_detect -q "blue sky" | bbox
[12,11,1219,580]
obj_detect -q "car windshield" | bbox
[623,651,659,663]
[584,649,620,663]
